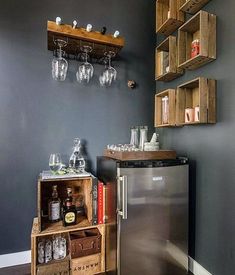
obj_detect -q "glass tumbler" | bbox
[139,126,148,151]
[130,127,139,148]
[37,241,44,264]
[53,235,67,260]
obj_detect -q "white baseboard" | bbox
[189,257,212,275]
[0,250,31,268]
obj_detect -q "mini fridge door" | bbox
[117,165,188,275]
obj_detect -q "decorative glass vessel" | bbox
[69,138,85,172]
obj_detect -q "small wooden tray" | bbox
[103,149,176,161]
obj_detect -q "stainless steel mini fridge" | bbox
[97,157,189,275]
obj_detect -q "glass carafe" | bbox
[69,138,86,173]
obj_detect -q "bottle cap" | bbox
[56,17,62,25]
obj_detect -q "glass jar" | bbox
[139,126,148,151]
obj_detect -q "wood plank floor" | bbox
[0,264,30,275]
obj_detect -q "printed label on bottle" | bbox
[50,202,60,220]
[65,212,75,223]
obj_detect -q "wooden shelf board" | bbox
[156,124,177,128]
[157,18,184,36]
[104,149,176,161]
[180,0,211,14]
[178,54,215,70]
[156,71,183,82]
[31,217,101,237]
[47,21,124,58]
[177,121,216,126]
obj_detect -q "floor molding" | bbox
[0,250,31,268]
[189,257,212,275]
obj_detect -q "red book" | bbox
[98,181,104,224]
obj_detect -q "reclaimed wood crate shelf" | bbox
[156,0,185,36]
[104,149,176,160]
[47,21,125,58]
[178,10,216,70]
[179,0,212,14]
[176,77,216,125]
[156,36,183,82]
[37,177,94,232]
[155,89,176,127]
[31,218,106,275]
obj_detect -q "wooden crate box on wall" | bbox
[156,0,185,36]
[155,89,176,127]
[156,36,184,82]
[179,0,212,15]
[178,10,216,70]
[176,77,216,125]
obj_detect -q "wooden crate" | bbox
[156,0,185,36]
[178,10,216,70]
[37,176,93,232]
[155,89,176,127]
[176,77,216,125]
[156,36,184,82]
[71,254,101,275]
[179,0,212,14]
[31,218,106,275]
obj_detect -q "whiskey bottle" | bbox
[48,185,61,222]
[62,188,77,227]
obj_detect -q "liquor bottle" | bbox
[48,185,61,222]
[62,188,77,227]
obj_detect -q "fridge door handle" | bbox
[117,175,128,220]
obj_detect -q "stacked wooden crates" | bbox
[31,176,105,275]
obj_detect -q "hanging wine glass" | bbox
[76,45,94,84]
[99,51,117,87]
[52,38,68,81]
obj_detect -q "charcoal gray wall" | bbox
[0,0,155,254]
[156,1,235,275]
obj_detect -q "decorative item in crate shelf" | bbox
[70,228,102,258]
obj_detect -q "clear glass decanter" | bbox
[69,138,85,173]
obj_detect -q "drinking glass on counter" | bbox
[139,126,148,151]
[130,126,139,148]
[49,153,62,173]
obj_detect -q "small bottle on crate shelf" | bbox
[48,185,61,222]
[62,188,77,227]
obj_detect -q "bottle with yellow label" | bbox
[62,187,77,227]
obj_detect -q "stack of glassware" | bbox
[106,126,160,152]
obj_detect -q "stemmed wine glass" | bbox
[49,153,62,173]
[76,45,94,83]
[52,39,68,81]
[99,51,117,86]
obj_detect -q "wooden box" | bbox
[156,36,183,82]
[176,77,216,125]
[36,257,70,275]
[71,253,102,275]
[156,0,185,36]
[31,218,106,275]
[178,10,216,70]
[155,89,176,127]
[38,176,94,232]
[70,228,102,258]
[179,0,212,15]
